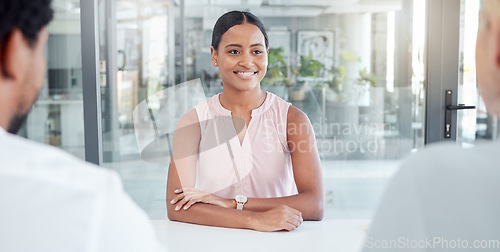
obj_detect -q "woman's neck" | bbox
[219,87,266,114]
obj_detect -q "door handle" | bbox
[446,105,476,110]
[118,50,126,71]
[444,90,476,138]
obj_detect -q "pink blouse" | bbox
[194,91,298,199]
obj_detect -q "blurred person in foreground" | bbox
[0,1,166,251]
[363,0,500,251]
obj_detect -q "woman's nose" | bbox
[238,53,255,68]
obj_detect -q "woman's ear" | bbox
[210,46,218,67]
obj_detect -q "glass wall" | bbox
[97,0,427,219]
[97,0,175,219]
[19,0,85,160]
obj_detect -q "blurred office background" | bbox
[18,0,496,219]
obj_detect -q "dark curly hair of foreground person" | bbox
[0,0,53,47]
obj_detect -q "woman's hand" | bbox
[249,205,303,232]
[170,188,234,211]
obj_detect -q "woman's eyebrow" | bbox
[224,43,265,48]
[225,44,242,48]
[250,43,265,47]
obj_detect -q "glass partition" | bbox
[98,0,426,219]
[19,0,85,160]
[97,0,175,218]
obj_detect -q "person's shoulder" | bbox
[266,91,291,108]
[287,105,310,125]
[2,132,81,164]
[196,92,217,110]
[400,140,500,176]
[1,132,121,192]
[192,93,219,121]
[404,140,499,163]
[177,108,199,129]
[403,141,463,161]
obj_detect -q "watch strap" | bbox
[236,201,244,210]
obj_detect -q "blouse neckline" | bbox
[213,91,273,118]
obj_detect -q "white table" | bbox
[151,219,370,252]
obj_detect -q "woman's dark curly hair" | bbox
[0,0,53,47]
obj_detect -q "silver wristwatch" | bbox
[235,195,247,210]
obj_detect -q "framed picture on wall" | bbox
[297,31,334,80]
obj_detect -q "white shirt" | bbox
[363,141,500,251]
[0,127,166,252]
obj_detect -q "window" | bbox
[20,0,85,160]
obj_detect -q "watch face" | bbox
[235,195,247,203]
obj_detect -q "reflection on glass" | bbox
[98,0,173,219]
[19,0,85,160]
[99,0,427,220]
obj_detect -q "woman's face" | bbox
[211,22,268,92]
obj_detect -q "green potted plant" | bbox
[319,52,379,138]
[357,67,377,87]
[262,47,288,99]
[298,52,324,80]
[289,53,325,101]
[323,51,377,103]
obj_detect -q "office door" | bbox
[426,0,497,145]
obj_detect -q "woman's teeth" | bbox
[236,72,256,76]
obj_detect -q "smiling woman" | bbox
[166,10,324,232]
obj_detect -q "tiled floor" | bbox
[105,159,401,220]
